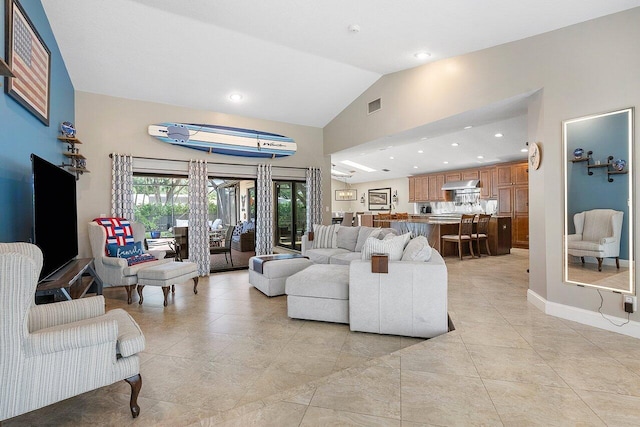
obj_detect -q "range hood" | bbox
[441,179,480,190]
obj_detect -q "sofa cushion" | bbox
[337,226,360,251]
[286,264,349,299]
[330,251,362,265]
[402,236,433,262]
[361,232,411,261]
[313,224,339,249]
[355,226,381,253]
[306,248,350,264]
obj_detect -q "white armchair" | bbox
[567,209,624,271]
[88,221,171,303]
[0,243,145,422]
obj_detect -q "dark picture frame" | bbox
[5,0,51,126]
[368,187,391,211]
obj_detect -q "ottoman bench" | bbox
[285,264,349,324]
[136,261,199,306]
[249,254,313,296]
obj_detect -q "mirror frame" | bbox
[563,107,634,294]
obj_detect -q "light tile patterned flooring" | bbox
[7,249,640,426]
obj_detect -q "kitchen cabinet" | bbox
[436,175,445,200]
[414,177,423,202]
[496,165,513,186]
[408,177,416,202]
[446,172,461,182]
[462,170,479,180]
[491,168,498,198]
[488,216,512,255]
[479,169,491,199]
[496,161,528,248]
[420,176,429,201]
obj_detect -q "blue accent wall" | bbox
[566,110,631,260]
[0,0,74,242]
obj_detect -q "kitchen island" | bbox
[373,214,512,256]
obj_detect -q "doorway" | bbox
[275,181,307,251]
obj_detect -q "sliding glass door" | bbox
[275,181,307,251]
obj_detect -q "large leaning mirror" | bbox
[563,107,634,294]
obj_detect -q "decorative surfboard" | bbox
[148,123,297,158]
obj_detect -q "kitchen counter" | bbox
[376,215,511,256]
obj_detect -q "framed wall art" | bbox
[5,0,51,126]
[368,187,391,211]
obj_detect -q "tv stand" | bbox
[36,258,103,302]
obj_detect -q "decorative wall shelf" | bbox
[571,151,627,182]
[58,136,89,180]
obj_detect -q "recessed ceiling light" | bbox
[389,156,394,160]
[414,51,431,60]
[520,148,528,153]
[228,93,243,102]
[464,126,473,130]
[418,150,424,154]
[387,145,393,149]
[451,143,459,147]
[341,160,376,172]
[477,155,484,159]
[420,137,428,140]
[495,133,504,138]
[443,161,449,164]
[413,166,419,169]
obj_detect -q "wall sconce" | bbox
[392,190,398,204]
[360,194,366,204]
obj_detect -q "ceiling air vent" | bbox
[368,98,382,115]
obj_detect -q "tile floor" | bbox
[6,249,640,426]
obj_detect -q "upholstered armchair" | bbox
[567,209,624,271]
[0,243,145,422]
[88,221,172,303]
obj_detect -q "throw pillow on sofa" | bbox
[313,224,339,249]
[354,226,381,252]
[337,226,360,251]
[401,236,433,262]
[361,232,411,261]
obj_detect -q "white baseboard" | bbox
[527,289,640,339]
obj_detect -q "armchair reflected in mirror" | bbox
[563,108,634,293]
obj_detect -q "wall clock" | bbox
[529,142,541,170]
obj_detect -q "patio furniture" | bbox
[210,225,234,266]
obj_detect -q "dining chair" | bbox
[210,225,234,266]
[341,212,354,227]
[472,214,492,257]
[441,214,476,260]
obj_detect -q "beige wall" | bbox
[75,92,329,257]
[325,8,640,320]
[331,177,412,214]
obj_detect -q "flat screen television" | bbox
[31,154,78,281]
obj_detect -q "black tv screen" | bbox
[32,154,78,281]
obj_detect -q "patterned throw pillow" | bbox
[401,236,433,262]
[126,253,157,266]
[361,232,411,261]
[107,241,144,259]
[312,224,339,249]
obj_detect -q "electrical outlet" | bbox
[623,295,637,313]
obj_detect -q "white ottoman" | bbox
[285,264,349,324]
[249,255,313,296]
[136,261,199,306]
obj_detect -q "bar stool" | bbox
[472,214,492,257]
[441,214,475,260]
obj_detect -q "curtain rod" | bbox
[108,153,311,171]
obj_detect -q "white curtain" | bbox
[111,153,134,219]
[306,167,322,231]
[256,164,273,255]
[188,159,210,276]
